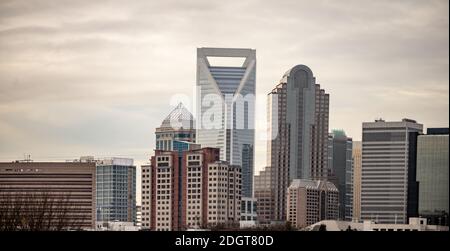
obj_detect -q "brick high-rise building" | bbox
[287,179,339,229]
[145,147,241,231]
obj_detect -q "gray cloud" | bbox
[0,0,448,203]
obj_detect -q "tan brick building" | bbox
[287,179,339,229]
[0,162,96,230]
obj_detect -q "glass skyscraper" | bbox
[196,47,256,198]
[92,157,136,223]
[257,65,330,221]
[417,128,449,226]
[328,130,353,221]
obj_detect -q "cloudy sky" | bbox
[0,0,448,202]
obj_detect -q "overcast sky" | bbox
[1,0,448,202]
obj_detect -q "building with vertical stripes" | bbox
[328,130,353,221]
[416,128,449,226]
[258,65,330,222]
[254,166,276,223]
[196,47,255,198]
[352,141,362,221]
[74,156,136,224]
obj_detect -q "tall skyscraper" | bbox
[416,128,449,226]
[258,65,329,221]
[155,102,196,151]
[0,162,97,230]
[77,156,136,223]
[328,130,353,221]
[196,47,256,198]
[361,118,423,224]
[352,141,362,221]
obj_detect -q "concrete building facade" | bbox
[141,164,152,229]
[287,179,339,229]
[352,141,362,221]
[305,217,449,231]
[361,118,423,224]
[254,166,276,223]
[240,196,258,227]
[0,161,97,229]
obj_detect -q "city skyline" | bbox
[0,0,449,206]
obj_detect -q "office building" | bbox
[148,147,241,231]
[0,161,96,230]
[287,179,339,229]
[260,65,329,221]
[254,166,276,223]
[240,197,257,228]
[76,156,136,223]
[417,128,449,226]
[146,132,201,230]
[328,130,353,221]
[204,161,241,228]
[361,118,423,224]
[155,102,196,151]
[352,141,362,221]
[196,47,256,198]
[141,164,152,229]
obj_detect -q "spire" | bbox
[160,103,194,130]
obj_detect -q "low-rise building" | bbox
[305,217,449,231]
[96,221,140,231]
[240,197,258,228]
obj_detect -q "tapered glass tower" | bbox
[196,47,256,197]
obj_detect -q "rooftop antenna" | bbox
[22,154,32,163]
